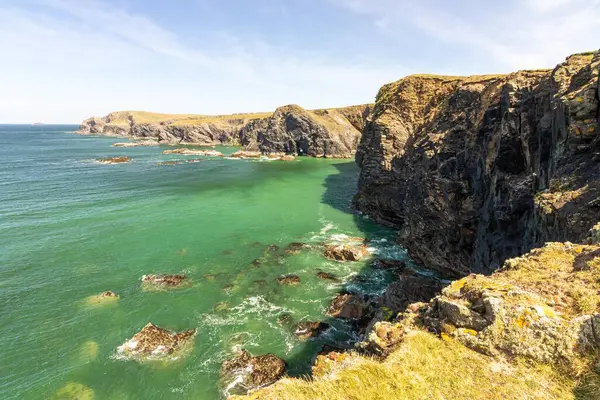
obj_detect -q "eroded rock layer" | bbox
[355,51,600,276]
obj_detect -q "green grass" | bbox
[237,331,576,400]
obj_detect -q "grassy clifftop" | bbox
[236,242,600,399]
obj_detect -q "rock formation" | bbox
[78,105,372,158]
[221,350,286,396]
[355,51,600,277]
[116,323,196,361]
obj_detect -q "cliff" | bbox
[355,51,600,277]
[78,105,372,157]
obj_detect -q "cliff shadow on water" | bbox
[279,160,411,378]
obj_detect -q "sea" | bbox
[0,125,413,399]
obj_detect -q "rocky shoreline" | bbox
[77,104,372,158]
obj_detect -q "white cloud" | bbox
[0,0,406,123]
[332,0,600,70]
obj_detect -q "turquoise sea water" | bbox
[0,125,412,399]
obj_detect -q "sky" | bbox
[0,0,599,123]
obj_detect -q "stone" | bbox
[323,244,369,262]
[277,313,293,326]
[116,323,196,361]
[326,293,368,319]
[294,321,330,340]
[221,349,286,395]
[276,275,301,286]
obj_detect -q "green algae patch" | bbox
[78,340,99,363]
[52,382,94,400]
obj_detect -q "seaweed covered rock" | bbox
[96,156,131,164]
[116,323,196,361]
[276,275,301,286]
[221,350,286,396]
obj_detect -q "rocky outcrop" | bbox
[78,105,372,158]
[116,323,196,361]
[326,293,368,319]
[221,350,286,396]
[141,274,187,289]
[294,321,330,340]
[420,242,600,364]
[162,148,223,156]
[96,156,132,164]
[240,105,367,157]
[355,51,600,276]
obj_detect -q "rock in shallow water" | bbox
[276,275,301,285]
[326,293,368,319]
[294,321,330,340]
[323,244,369,262]
[117,323,196,361]
[141,274,187,289]
[96,156,131,164]
[221,349,286,396]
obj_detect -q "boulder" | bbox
[323,244,369,262]
[326,293,368,319]
[116,323,196,361]
[221,350,286,395]
[294,321,330,340]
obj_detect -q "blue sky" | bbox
[1,0,599,123]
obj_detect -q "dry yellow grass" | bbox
[237,331,576,400]
[104,111,272,126]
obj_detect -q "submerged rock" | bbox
[276,275,301,286]
[85,290,119,305]
[326,293,368,319]
[52,382,94,400]
[323,244,369,262]
[163,148,223,156]
[96,156,131,164]
[371,259,406,270]
[277,313,294,326]
[316,271,341,282]
[285,242,310,255]
[117,323,196,361]
[294,321,330,340]
[221,349,286,395]
[141,274,187,289]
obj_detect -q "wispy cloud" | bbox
[0,0,406,122]
[331,0,600,70]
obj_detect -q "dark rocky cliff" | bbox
[355,51,600,277]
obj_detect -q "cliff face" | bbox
[78,105,371,157]
[240,104,370,158]
[355,51,600,277]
